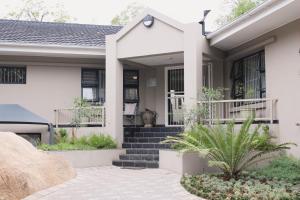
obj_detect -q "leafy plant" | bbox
[163,118,295,179]
[87,134,117,149]
[216,0,266,26]
[181,174,300,200]
[55,128,68,143]
[253,156,300,184]
[38,134,117,151]
[185,87,225,126]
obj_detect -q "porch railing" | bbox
[167,95,185,126]
[54,106,105,127]
[197,98,278,124]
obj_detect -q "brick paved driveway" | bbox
[24,166,200,200]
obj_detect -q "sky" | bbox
[0,0,228,31]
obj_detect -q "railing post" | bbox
[270,99,274,124]
[54,109,59,128]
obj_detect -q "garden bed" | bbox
[38,130,123,168]
[181,156,300,200]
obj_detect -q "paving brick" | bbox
[24,167,201,200]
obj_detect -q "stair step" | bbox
[112,160,159,168]
[124,127,183,133]
[119,154,159,161]
[124,137,166,143]
[125,132,180,138]
[122,143,171,149]
[126,148,159,155]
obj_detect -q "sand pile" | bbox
[0,132,76,200]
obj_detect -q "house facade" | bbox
[0,0,299,157]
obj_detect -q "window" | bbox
[0,66,26,84]
[124,70,139,103]
[81,69,105,103]
[231,51,265,99]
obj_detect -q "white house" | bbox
[0,0,299,167]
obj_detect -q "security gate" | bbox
[165,67,184,126]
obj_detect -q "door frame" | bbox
[164,66,184,127]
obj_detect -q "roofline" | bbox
[0,42,106,58]
[114,8,185,42]
[207,0,283,39]
[0,18,122,28]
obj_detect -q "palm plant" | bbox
[163,118,295,179]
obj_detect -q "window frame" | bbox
[81,68,105,103]
[231,50,265,99]
[123,69,139,103]
[0,65,27,84]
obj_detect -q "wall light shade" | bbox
[146,77,157,87]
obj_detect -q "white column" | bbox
[105,36,123,147]
[184,23,203,121]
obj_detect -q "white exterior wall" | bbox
[0,65,82,122]
[265,19,300,157]
[117,18,184,58]
[223,19,300,157]
[139,67,165,125]
[0,58,105,141]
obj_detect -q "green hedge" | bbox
[38,134,117,151]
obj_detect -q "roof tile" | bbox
[0,19,122,47]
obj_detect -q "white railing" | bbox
[167,95,185,126]
[197,98,277,124]
[54,106,105,127]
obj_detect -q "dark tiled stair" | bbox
[112,127,183,168]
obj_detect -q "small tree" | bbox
[5,0,74,22]
[216,0,266,26]
[185,87,225,127]
[111,2,145,25]
[70,98,91,140]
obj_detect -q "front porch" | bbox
[53,10,278,148]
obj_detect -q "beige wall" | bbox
[224,19,300,157]
[0,58,104,123]
[139,67,165,125]
[117,18,184,59]
[265,19,300,157]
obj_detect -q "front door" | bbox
[165,67,184,126]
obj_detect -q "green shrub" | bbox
[74,135,89,145]
[38,134,117,151]
[253,156,300,184]
[38,143,96,151]
[181,174,300,200]
[87,134,117,149]
[55,128,68,143]
[164,118,294,179]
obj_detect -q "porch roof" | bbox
[207,0,300,51]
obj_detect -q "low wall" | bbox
[56,127,108,138]
[159,150,219,175]
[47,149,125,168]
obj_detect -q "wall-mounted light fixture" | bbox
[199,10,211,36]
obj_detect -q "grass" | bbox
[38,133,117,151]
[38,143,97,151]
[252,155,300,184]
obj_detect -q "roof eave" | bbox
[0,42,106,58]
[207,0,299,50]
